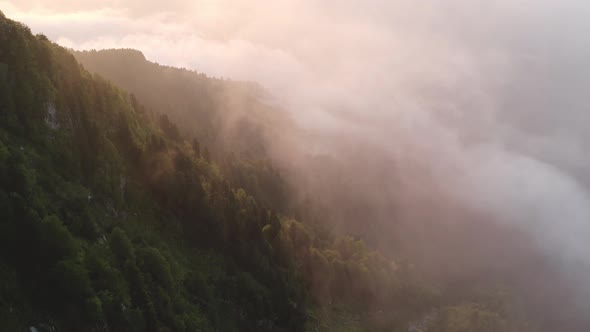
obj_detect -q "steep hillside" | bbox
[73,48,298,215]
[0,12,533,332]
[0,12,307,331]
[72,48,287,161]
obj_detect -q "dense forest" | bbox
[72,48,283,161]
[72,48,296,216]
[0,11,533,332]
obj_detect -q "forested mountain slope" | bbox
[0,12,307,331]
[0,12,532,332]
[73,48,298,215]
[72,48,286,162]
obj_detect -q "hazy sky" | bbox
[4,0,590,314]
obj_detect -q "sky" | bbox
[3,0,590,323]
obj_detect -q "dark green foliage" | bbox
[38,215,78,263]
[137,247,173,290]
[110,227,135,263]
[0,14,306,332]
